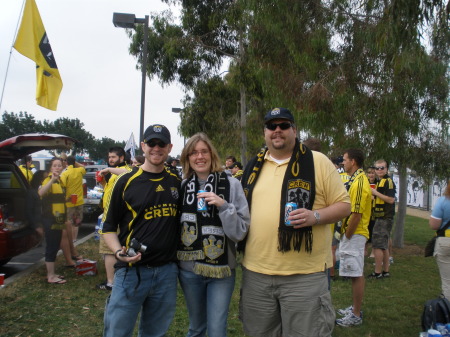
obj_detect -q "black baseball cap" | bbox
[231,162,243,170]
[143,124,171,144]
[264,108,295,123]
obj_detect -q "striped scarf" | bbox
[177,172,231,278]
[241,140,316,253]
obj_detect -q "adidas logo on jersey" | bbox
[156,185,165,192]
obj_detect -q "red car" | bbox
[0,134,76,266]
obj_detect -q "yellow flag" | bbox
[14,0,62,111]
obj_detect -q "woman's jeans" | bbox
[103,262,178,337]
[179,268,236,337]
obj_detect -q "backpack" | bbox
[422,296,450,331]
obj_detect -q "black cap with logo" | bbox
[264,108,295,123]
[143,124,171,144]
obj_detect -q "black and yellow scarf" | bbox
[177,172,231,278]
[241,140,316,253]
[41,175,66,230]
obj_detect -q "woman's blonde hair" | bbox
[180,132,223,179]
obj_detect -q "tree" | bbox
[130,1,240,87]
[88,137,126,163]
[0,112,126,162]
[42,117,95,154]
[127,0,258,162]
[0,112,44,140]
[179,70,266,159]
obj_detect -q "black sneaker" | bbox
[96,282,112,291]
[367,272,383,279]
[382,271,390,278]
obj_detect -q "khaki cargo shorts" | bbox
[67,205,83,227]
[372,218,393,250]
[99,234,115,255]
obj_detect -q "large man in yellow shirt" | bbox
[335,149,372,327]
[240,107,351,337]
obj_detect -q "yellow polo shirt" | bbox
[60,165,86,207]
[242,151,350,275]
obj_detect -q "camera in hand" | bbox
[126,238,148,257]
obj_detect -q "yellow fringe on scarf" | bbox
[177,250,204,261]
[193,263,231,278]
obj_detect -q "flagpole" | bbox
[0,0,26,112]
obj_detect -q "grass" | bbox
[0,214,437,336]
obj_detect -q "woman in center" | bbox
[178,132,250,337]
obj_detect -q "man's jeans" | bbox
[103,262,178,337]
[179,268,236,337]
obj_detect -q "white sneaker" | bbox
[336,312,363,327]
[337,306,363,318]
[389,256,394,264]
[337,305,353,316]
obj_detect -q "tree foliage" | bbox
[0,112,124,162]
[129,0,242,88]
[0,112,44,138]
[245,0,449,163]
[179,73,264,158]
[88,137,126,163]
[126,0,261,160]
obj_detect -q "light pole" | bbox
[113,12,149,145]
[172,107,186,145]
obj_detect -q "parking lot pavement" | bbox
[0,221,96,287]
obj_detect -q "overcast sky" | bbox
[0,0,188,156]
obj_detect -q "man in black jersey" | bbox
[101,124,181,337]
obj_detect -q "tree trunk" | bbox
[240,84,247,166]
[239,26,247,166]
[393,162,407,248]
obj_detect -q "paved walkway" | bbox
[405,206,431,220]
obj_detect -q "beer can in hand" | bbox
[197,190,208,211]
[284,202,298,226]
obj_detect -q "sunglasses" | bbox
[265,122,292,131]
[375,166,385,170]
[147,140,167,148]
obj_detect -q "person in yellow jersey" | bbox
[96,147,132,291]
[19,155,34,183]
[335,149,372,327]
[330,155,349,280]
[368,159,396,279]
[239,107,351,337]
[38,158,70,283]
[230,161,244,181]
[60,156,86,254]
[101,124,181,337]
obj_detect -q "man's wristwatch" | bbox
[114,249,122,260]
[313,211,320,225]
